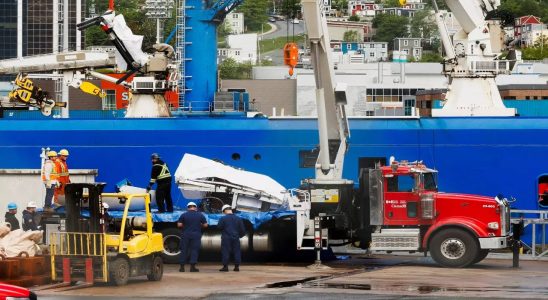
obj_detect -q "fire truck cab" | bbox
[363,159,511,268]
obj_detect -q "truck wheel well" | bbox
[426,225,479,251]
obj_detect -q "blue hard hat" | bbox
[7,202,17,210]
[151,153,160,159]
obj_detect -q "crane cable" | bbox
[283,0,299,76]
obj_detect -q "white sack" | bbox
[0,229,42,257]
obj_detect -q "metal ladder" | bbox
[175,0,191,110]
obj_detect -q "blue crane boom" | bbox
[182,0,245,111]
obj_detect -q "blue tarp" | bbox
[73,208,295,230]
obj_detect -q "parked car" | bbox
[0,283,37,300]
[292,18,300,24]
[268,17,276,22]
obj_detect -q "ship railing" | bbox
[469,60,513,75]
[511,209,548,259]
[178,101,214,112]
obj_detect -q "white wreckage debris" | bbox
[0,223,43,257]
[175,154,296,212]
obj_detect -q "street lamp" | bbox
[144,0,175,43]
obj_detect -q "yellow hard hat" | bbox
[59,149,69,156]
[47,150,57,157]
[399,0,407,6]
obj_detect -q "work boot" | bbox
[233,265,240,272]
[179,264,185,272]
[219,265,229,272]
[190,264,199,272]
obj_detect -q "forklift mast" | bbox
[64,183,106,233]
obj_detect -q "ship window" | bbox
[231,153,241,160]
[102,90,116,110]
[254,154,261,160]
[539,175,548,208]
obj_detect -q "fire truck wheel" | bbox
[147,255,163,281]
[109,257,130,286]
[429,228,478,268]
[161,228,182,264]
[473,249,489,265]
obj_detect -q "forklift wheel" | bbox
[147,256,163,281]
[110,257,130,286]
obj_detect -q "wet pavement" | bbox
[35,254,548,299]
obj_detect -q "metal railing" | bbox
[511,209,548,258]
[469,60,513,75]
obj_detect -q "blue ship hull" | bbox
[1,116,547,242]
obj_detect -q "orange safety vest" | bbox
[41,159,58,181]
[57,160,70,184]
[54,159,69,196]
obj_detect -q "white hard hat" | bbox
[102,202,109,209]
[221,204,232,212]
[187,202,197,207]
[27,201,37,208]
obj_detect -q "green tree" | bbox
[373,13,409,49]
[343,30,360,42]
[280,0,300,18]
[348,14,360,22]
[219,58,253,79]
[218,22,232,40]
[410,10,437,40]
[522,35,548,60]
[383,0,402,8]
[494,0,548,26]
[331,0,348,16]
[420,52,443,62]
[238,0,270,32]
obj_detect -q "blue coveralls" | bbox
[22,210,38,231]
[218,213,246,266]
[178,210,207,265]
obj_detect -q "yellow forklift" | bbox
[48,183,164,286]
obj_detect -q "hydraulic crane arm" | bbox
[210,0,245,22]
[444,0,499,34]
[302,0,350,181]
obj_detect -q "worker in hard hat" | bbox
[177,202,208,272]
[41,150,59,210]
[55,149,70,205]
[218,204,246,272]
[102,202,111,232]
[22,202,38,231]
[146,153,173,213]
[5,202,20,231]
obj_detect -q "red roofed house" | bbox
[514,15,544,47]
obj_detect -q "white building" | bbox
[225,12,244,34]
[252,60,548,117]
[218,33,258,64]
[522,26,548,47]
[347,0,379,18]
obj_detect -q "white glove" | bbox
[46,180,52,188]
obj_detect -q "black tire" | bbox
[147,255,163,281]
[109,257,130,286]
[473,249,489,265]
[429,228,479,268]
[161,227,181,264]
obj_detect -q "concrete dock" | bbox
[35,254,548,299]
